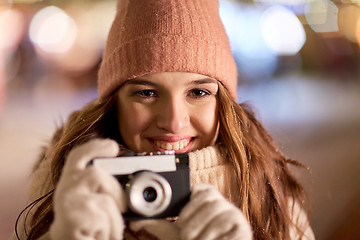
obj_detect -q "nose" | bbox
[156,97,190,133]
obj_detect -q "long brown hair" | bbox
[217,83,308,239]
[17,83,308,239]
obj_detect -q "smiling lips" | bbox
[153,139,191,151]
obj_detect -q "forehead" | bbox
[129,72,218,86]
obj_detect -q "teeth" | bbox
[154,139,190,151]
[165,142,171,150]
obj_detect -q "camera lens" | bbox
[126,171,172,217]
[143,187,157,202]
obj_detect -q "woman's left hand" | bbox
[177,184,252,240]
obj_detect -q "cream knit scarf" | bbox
[188,145,230,199]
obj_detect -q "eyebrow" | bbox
[190,78,218,85]
[123,77,218,86]
[123,79,157,86]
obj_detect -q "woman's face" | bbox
[116,72,219,153]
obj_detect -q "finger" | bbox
[196,209,238,240]
[179,199,232,240]
[191,183,215,197]
[63,139,119,177]
[67,167,127,213]
[52,191,112,240]
[218,223,252,240]
[178,184,222,225]
[95,194,125,240]
[64,193,123,240]
[198,207,252,240]
[77,195,112,240]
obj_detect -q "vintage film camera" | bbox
[91,151,190,220]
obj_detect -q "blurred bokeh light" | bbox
[29,6,77,54]
[305,0,339,33]
[338,3,360,43]
[1,1,360,240]
[261,5,306,56]
[220,1,278,81]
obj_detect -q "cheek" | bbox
[118,104,148,140]
[192,103,219,141]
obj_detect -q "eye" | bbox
[188,88,211,98]
[135,89,157,98]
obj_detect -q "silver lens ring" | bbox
[126,171,172,217]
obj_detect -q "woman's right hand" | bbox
[50,139,126,240]
[178,184,252,240]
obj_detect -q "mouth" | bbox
[150,137,193,152]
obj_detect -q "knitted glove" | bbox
[50,139,126,240]
[177,184,252,240]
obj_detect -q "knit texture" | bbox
[189,145,229,198]
[98,0,238,100]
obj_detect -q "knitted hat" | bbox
[97,0,238,100]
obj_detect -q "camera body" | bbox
[91,152,190,220]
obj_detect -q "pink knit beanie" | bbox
[97,0,238,100]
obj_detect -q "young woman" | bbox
[15,0,315,239]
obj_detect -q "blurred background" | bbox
[0,0,359,239]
